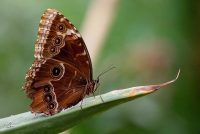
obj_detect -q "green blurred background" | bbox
[0,0,199,134]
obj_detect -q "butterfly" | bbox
[23,8,100,115]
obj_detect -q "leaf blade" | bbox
[0,71,179,134]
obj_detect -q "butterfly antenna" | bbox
[97,65,116,79]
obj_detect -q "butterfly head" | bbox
[87,78,100,94]
[90,66,115,93]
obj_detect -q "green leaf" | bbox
[0,71,179,134]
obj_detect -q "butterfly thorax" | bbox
[86,79,99,94]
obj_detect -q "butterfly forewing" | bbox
[24,8,96,115]
[35,9,92,79]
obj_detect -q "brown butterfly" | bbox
[23,8,100,115]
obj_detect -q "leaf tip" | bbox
[158,69,180,87]
[127,69,180,97]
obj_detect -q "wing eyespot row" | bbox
[42,83,58,113]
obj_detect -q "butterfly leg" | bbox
[98,88,104,102]
[80,86,87,109]
[92,92,96,99]
[80,100,83,110]
[99,95,104,102]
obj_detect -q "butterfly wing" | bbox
[27,59,87,115]
[35,8,92,80]
[24,9,94,115]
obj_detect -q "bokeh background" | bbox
[0,0,199,134]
